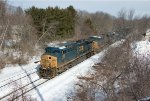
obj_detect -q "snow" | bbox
[47,41,60,47]
[47,41,68,49]
[132,39,150,59]
[0,40,124,101]
[0,57,40,92]
[146,29,150,36]
[47,41,67,47]
[58,46,66,49]
[138,96,150,101]
[91,36,102,39]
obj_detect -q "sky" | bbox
[8,0,150,17]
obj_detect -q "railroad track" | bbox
[0,71,37,89]
[0,78,50,100]
[0,68,36,84]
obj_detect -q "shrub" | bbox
[69,39,150,101]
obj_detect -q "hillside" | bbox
[0,40,124,101]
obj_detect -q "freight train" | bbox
[38,36,101,79]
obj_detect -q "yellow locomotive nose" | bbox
[40,54,57,69]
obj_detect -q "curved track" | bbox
[0,71,37,89]
[0,78,50,100]
[0,68,36,84]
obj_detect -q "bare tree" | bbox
[35,19,58,45]
[0,0,8,50]
[0,2,40,67]
[74,10,92,39]
[91,12,113,35]
[69,35,150,101]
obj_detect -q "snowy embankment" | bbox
[0,56,40,100]
[0,40,124,101]
[133,39,150,58]
[0,56,40,85]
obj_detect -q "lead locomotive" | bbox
[38,36,101,79]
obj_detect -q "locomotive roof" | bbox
[46,38,93,50]
[48,41,77,50]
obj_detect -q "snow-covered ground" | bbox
[133,39,150,58]
[2,39,144,101]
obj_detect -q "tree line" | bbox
[25,6,76,41]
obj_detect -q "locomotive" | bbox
[38,36,101,79]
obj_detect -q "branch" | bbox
[35,21,57,45]
[0,20,9,49]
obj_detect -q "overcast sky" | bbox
[8,0,150,17]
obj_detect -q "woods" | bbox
[0,1,38,68]
[25,6,76,41]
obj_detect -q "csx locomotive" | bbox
[39,36,101,79]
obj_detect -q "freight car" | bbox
[38,36,101,79]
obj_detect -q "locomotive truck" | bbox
[38,36,101,79]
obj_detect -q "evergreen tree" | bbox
[25,5,76,40]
